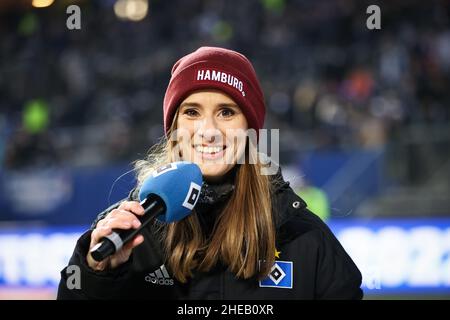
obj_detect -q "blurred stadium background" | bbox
[0,0,449,299]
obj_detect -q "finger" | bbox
[104,216,137,231]
[106,211,141,228]
[118,201,145,216]
[115,235,143,264]
[107,208,138,219]
[131,234,144,248]
[86,252,110,271]
[122,234,144,252]
[107,208,123,219]
[90,225,112,246]
[95,218,106,228]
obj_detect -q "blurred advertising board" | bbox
[0,219,449,298]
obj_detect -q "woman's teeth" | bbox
[194,145,224,154]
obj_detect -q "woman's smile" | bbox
[193,144,226,160]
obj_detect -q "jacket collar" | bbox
[195,164,293,209]
[129,164,306,229]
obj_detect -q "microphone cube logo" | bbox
[259,261,293,289]
[152,163,177,177]
[183,182,201,210]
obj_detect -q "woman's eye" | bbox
[220,108,235,117]
[184,109,199,117]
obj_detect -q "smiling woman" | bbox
[58,47,363,300]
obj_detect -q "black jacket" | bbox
[57,172,363,300]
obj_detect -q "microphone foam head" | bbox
[138,161,203,222]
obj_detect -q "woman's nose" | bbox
[196,117,222,143]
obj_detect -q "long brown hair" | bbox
[134,111,276,283]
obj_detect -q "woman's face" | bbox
[176,90,248,182]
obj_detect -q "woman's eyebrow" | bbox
[179,102,201,109]
[180,102,239,109]
[218,103,239,108]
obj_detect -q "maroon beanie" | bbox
[163,47,265,133]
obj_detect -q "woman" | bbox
[58,47,363,299]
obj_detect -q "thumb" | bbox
[110,234,144,268]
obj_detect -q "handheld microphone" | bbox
[90,161,203,262]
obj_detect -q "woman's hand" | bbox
[86,201,145,271]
